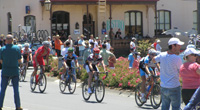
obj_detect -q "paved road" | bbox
[0,67,185,110]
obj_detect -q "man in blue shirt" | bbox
[0,34,22,110]
[128,48,134,69]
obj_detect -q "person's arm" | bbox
[145,64,151,76]
[156,63,160,72]
[35,52,39,66]
[101,60,107,72]
[75,59,79,68]
[108,54,116,64]
[46,54,49,66]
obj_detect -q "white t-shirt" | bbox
[155,52,182,88]
[61,47,69,57]
[106,42,111,51]
[66,39,73,48]
[94,41,98,48]
[156,44,162,52]
[130,41,135,49]
[89,39,94,43]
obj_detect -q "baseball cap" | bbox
[168,38,184,45]
[157,39,161,43]
[132,37,136,40]
[184,48,200,57]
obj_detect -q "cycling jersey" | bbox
[139,56,154,75]
[84,54,102,73]
[33,46,50,67]
[22,48,32,62]
[64,53,77,68]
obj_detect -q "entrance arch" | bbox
[52,11,70,41]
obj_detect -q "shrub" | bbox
[137,40,151,57]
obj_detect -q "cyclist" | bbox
[139,49,159,103]
[21,43,32,68]
[31,41,50,83]
[85,47,107,94]
[62,48,80,84]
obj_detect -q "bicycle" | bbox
[135,75,161,109]
[82,71,108,103]
[30,66,47,93]
[19,63,27,82]
[59,67,80,94]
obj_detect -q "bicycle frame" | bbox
[145,75,159,99]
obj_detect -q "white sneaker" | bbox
[88,88,92,94]
[141,96,146,103]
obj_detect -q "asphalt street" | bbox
[0,67,185,110]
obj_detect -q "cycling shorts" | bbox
[139,67,153,77]
[33,56,45,68]
[85,64,99,73]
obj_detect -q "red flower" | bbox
[128,82,131,86]
[137,70,140,74]
[112,73,116,76]
[157,72,160,76]
[118,83,122,87]
[136,78,140,83]
[59,72,62,75]
[106,84,109,86]
[47,74,50,77]
[102,75,106,80]
[108,70,110,72]
[120,77,123,80]
[130,72,134,74]
[51,68,54,71]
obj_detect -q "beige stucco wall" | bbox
[0,0,50,36]
[157,0,196,32]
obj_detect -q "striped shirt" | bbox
[155,52,182,88]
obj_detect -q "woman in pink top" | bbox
[180,48,200,105]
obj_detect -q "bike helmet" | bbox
[18,44,22,50]
[148,49,157,55]
[42,41,50,46]
[93,47,100,54]
[68,47,74,53]
[24,43,30,47]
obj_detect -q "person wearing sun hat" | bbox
[54,35,63,57]
[179,48,200,105]
[156,39,162,52]
[153,37,184,110]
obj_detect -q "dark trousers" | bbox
[0,76,21,108]
[182,89,197,105]
[55,49,61,57]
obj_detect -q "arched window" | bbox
[52,11,70,40]
[155,10,171,35]
[193,10,197,30]
[124,11,143,37]
[24,15,36,33]
[7,12,12,34]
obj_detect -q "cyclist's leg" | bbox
[139,68,146,102]
[86,65,92,88]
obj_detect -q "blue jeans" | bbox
[161,86,181,110]
[0,76,21,108]
[66,68,76,82]
[79,50,84,57]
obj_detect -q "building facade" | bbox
[0,0,197,41]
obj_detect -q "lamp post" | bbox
[44,0,51,11]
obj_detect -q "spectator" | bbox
[94,38,98,48]
[65,35,73,48]
[115,28,122,39]
[90,42,94,53]
[54,35,63,57]
[0,34,23,110]
[96,37,102,49]
[106,39,111,51]
[61,41,70,57]
[156,39,162,52]
[180,48,200,105]
[83,40,91,63]
[109,28,115,40]
[89,34,94,43]
[128,48,135,69]
[153,37,184,110]
[74,37,80,56]
[47,36,52,47]
[0,34,4,47]
[151,39,157,50]
[109,47,115,69]
[78,34,85,57]
[100,44,116,67]
[130,37,136,51]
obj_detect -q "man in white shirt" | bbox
[153,37,184,110]
[106,39,111,51]
[130,37,136,51]
[89,34,94,43]
[61,41,70,57]
[65,35,73,48]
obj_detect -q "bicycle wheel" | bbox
[59,79,66,93]
[150,84,161,109]
[95,80,105,103]
[82,79,91,101]
[135,83,145,107]
[30,74,36,92]
[21,65,27,82]
[19,68,23,82]
[38,74,47,93]
[68,75,76,94]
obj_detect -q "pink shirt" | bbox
[180,62,200,89]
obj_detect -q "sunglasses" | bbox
[95,53,99,55]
